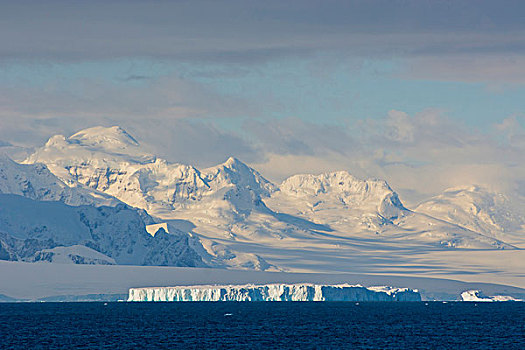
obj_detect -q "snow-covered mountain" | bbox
[25,127,275,220]
[0,194,204,266]
[0,154,118,207]
[1,149,272,270]
[266,172,513,249]
[416,186,525,241]
[13,126,521,272]
[269,171,407,232]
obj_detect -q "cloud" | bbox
[243,117,356,156]
[353,110,525,200]
[2,107,524,204]
[1,1,523,205]
[403,55,525,84]
[245,110,525,205]
[0,74,256,121]
[2,0,525,69]
[494,115,525,148]
[127,119,262,167]
[118,75,152,82]
[383,110,415,143]
[0,114,261,167]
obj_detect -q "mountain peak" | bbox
[224,156,240,166]
[281,171,394,197]
[69,126,140,148]
[214,156,249,171]
[416,185,525,236]
[203,157,276,198]
[206,157,257,176]
[44,134,68,147]
[25,125,152,167]
[279,171,406,221]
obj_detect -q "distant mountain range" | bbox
[0,126,523,271]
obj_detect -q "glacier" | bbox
[127,283,421,302]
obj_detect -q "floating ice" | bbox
[128,283,421,302]
[460,290,523,302]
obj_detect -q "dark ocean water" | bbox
[0,302,524,349]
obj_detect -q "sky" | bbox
[1,0,525,205]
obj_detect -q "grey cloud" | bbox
[243,117,356,156]
[2,108,525,203]
[383,110,415,143]
[403,55,525,83]
[359,109,476,149]
[0,115,262,167]
[118,75,152,82]
[244,110,525,204]
[128,119,262,167]
[0,74,258,121]
[360,110,525,199]
[2,0,525,64]
[494,115,525,149]
[0,115,112,148]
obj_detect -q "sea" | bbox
[0,302,524,349]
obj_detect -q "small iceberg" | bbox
[460,290,523,302]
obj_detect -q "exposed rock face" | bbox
[128,283,421,302]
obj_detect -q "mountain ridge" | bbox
[6,125,522,272]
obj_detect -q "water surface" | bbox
[0,302,523,349]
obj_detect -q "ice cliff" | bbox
[128,283,421,302]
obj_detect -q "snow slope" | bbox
[266,172,513,249]
[0,154,118,207]
[416,186,525,242]
[7,135,272,271]
[0,194,205,267]
[277,171,406,226]
[264,171,407,243]
[33,245,117,265]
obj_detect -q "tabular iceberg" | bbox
[460,290,523,302]
[128,284,421,302]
